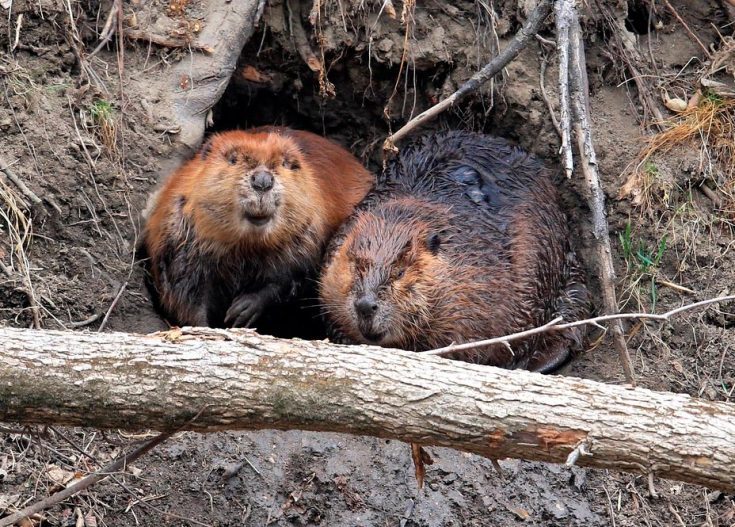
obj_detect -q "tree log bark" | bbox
[1,327,734,493]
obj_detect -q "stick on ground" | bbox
[423,295,735,357]
[0,155,43,208]
[0,432,172,527]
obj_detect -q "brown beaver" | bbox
[139,127,374,335]
[319,130,590,372]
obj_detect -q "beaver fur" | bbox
[139,126,374,335]
[319,130,590,372]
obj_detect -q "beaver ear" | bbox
[425,233,441,255]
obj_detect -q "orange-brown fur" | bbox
[320,131,590,372]
[140,127,374,331]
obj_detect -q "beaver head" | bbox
[185,130,320,249]
[320,199,450,349]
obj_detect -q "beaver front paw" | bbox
[224,287,277,328]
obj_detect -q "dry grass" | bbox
[0,175,41,328]
[86,98,119,157]
[620,91,735,212]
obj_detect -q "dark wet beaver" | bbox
[319,130,590,372]
[139,127,374,335]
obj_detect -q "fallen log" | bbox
[1,327,733,493]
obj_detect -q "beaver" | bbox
[139,127,374,335]
[319,130,590,372]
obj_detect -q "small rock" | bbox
[377,38,394,53]
[707,490,722,503]
[550,500,569,520]
[442,472,458,485]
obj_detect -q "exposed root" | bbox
[287,0,334,98]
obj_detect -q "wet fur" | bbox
[320,131,590,372]
[140,127,374,333]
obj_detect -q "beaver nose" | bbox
[251,170,274,193]
[354,296,379,319]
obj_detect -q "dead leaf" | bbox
[240,65,272,84]
[687,89,702,109]
[663,95,687,113]
[46,465,76,487]
[0,0,12,10]
[0,493,21,512]
[410,443,434,489]
[508,506,531,520]
[161,328,182,342]
[662,90,687,112]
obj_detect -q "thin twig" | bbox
[0,155,43,208]
[596,1,664,128]
[88,0,121,58]
[0,433,172,527]
[68,312,103,328]
[48,427,212,527]
[647,472,659,498]
[423,295,735,357]
[661,0,712,60]
[0,406,210,526]
[383,0,552,151]
[656,279,695,295]
[539,54,562,138]
[97,281,127,332]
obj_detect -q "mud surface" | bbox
[1,0,734,525]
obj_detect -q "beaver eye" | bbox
[282,157,300,170]
[227,152,238,165]
[393,266,406,280]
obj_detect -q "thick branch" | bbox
[558,0,636,385]
[383,0,553,150]
[1,327,734,493]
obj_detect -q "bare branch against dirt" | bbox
[423,295,735,357]
[556,0,636,386]
[661,0,712,60]
[594,1,665,128]
[0,432,172,527]
[1,327,734,493]
[0,155,43,209]
[88,0,122,58]
[383,0,553,151]
[97,281,127,333]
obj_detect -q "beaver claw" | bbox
[224,289,272,328]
